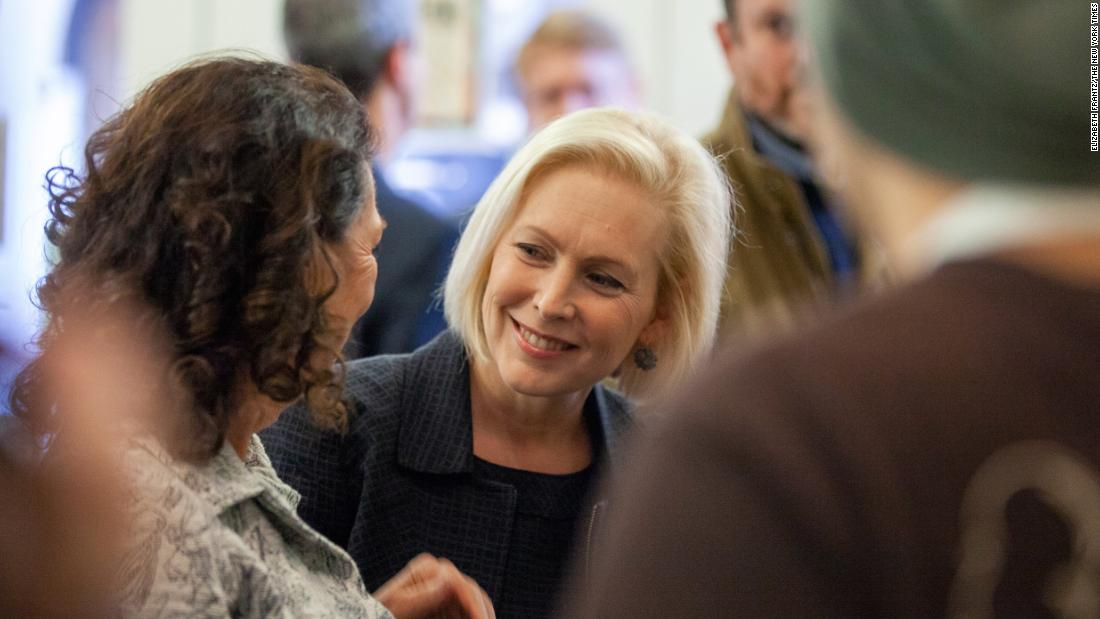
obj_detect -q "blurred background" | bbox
[0,0,729,400]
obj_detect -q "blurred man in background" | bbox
[285,0,458,357]
[514,10,641,132]
[569,0,1100,616]
[708,0,878,340]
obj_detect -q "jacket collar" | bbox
[707,89,755,155]
[396,331,475,474]
[591,386,632,467]
[396,331,631,475]
[129,433,301,515]
[707,89,803,176]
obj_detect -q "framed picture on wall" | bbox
[418,0,478,126]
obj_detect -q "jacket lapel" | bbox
[396,332,476,475]
[589,385,632,467]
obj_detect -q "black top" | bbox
[472,457,596,618]
[568,258,1100,618]
[261,332,634,618]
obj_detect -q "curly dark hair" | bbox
[9,57,375,461]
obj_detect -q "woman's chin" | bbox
[496,363,596,400]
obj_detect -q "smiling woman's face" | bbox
[479,165,667,398]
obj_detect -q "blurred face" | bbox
[395,38,423,130]
[323,169,385,346]
[804,77,961,275]
[519,46,639,131]
[479,165,666,398]
[716,0,805,138]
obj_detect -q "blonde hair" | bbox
[444,108,732,399]
[515,10,628,80]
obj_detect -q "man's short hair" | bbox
[722,0,736,23]
[283,0,415,101]
[515,10,626,80]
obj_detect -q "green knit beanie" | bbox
[800,0,1099,186]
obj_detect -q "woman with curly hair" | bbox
[8,57,492,619]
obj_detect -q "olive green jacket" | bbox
[703,91,884,342]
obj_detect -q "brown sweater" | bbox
[566,258,1100,617]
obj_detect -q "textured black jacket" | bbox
[261,331,634,605]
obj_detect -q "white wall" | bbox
[118,0,286,102]
[586,0,730,136]
[0,0,731,363]
[112,0,729,134]
[0,0,80,352]
[0,0,288,370]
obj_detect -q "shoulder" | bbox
[596,386,633,427]
[701,94,747,157]
[600,385,632,411]
[700,126,734,159]
[759,260,1031,379]
[116,441,242,616]
[262,339,438,453]
[120,438,222,525]
[263,335,460,466]
[672,261,1031,452]
[344,332,464,415]
[347,332,468,424]
[590,384,636,462]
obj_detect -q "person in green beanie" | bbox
[706,0,886,343]
[564,0,1100,616]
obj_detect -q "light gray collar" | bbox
[910,184,1100,273]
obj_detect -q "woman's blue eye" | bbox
[589,272,625,290]
[516,243,545,259]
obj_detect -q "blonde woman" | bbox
[264,107,731,618]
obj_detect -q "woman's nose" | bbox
[534,268,576,321]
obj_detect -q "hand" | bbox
[1,293,168,616]
[373,553,496,619]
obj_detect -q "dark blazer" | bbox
[347,168,459,358]
[261,331,634,602]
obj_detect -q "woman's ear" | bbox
[637,302,670,350]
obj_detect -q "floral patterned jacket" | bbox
[116,433,392,618]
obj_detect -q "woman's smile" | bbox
[512,317,577,358]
